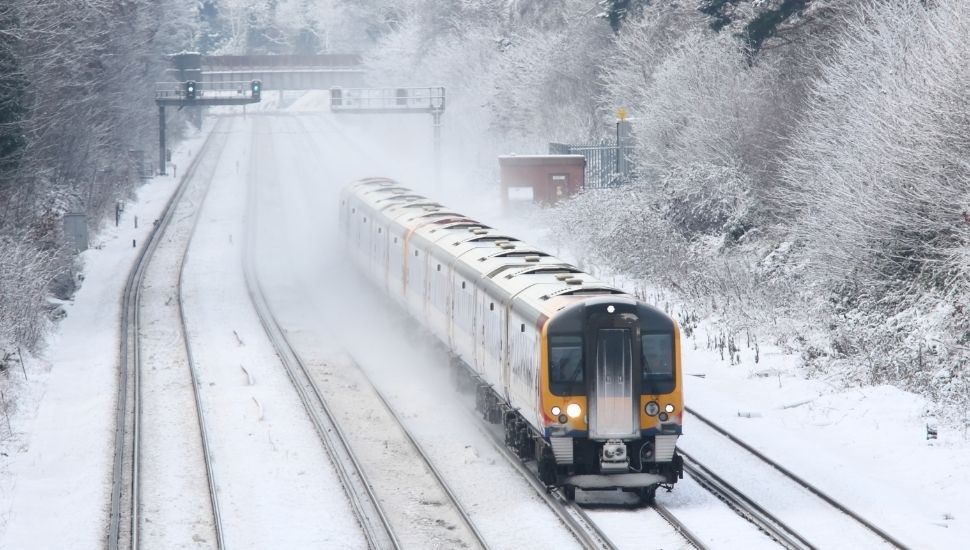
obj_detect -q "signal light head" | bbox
[184,80,197,100]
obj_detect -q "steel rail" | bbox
[686,407,910,550]
[109,118,227,550]
[175,126,232,550]
[681,450,811,550]
[353,364,491,549]
[241,125,400,550]
[466,412,618,550]
[652,502,710,550]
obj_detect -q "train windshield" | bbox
[549,335,584,396]
[641,333,675,394]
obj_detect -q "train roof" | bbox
[344,178,651,321]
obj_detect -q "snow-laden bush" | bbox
[781,0,970,418]
[603,15,778,241]
[0,236,62,351]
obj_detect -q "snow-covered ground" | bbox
[1,94,968,549]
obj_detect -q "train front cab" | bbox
[539,296,684,502]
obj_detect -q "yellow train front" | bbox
[524,294,684,502]
[339,177,683,503]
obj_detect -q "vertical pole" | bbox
[158,105,166,176]
[615,120,621,175]
[432,110,442,189]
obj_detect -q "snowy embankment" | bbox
[0,126,210,548]
[442,191,970,549]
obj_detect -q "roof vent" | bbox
[498,243,515,249]
[525,255,540,262]
[555,274,572,281]
[564,277,583,285]
[472,229,488,235]
[467,227,481,233]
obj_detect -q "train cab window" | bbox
[549,335,584,396]
[641,333,675,394]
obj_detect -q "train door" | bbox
[586,312,641,439]
[475,290,487,375]
[375,225,388,289]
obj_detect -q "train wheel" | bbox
[538,448,556,485]
[638,485,657,504]
[504,414,516,448]
[516,426,533,459]
[563,485,576,501]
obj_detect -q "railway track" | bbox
[463,394,710,550]
[241,126,398,550]
[109,119,229,550]
[465,409,618,550]
[684,407,910,550]
[243,120,486,549]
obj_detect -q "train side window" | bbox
[437,264,441,272]
[363,217,367,223]
[415,250,419,257]
[520,323,525,332]
[490,302,494,311]
[394,237,398,243]
[461,281,466,289]
[378,227,382,234]
[352,208,356,213]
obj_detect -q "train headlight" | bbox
[558,415,568,424]
[665,404,675,413]
[551,406,561,416]
[566,403,582,418]
[659,412,669,422]
[645,401,660,416]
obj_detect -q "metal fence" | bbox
[549,141,634,189]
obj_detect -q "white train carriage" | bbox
[340,178,684,502]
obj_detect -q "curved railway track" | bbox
[242,125,399,550]
[243,121,489,549]
[109,119,229,550]
[684,406,910,550]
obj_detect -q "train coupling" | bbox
[600,439,629,473]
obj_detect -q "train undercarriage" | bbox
[456,359,683,504]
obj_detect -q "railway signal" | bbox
[155,79,259,176]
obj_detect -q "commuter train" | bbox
[339,177,683,502]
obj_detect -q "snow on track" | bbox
[177,116,362,549]
[249,113,586,549]
[135,117,231,549]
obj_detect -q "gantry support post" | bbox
[158,105,166,176]
[432,109,442,189]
